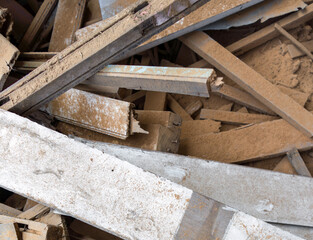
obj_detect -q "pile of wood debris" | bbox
[0,0,313,239]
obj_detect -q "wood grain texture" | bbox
[287,148,312,177]
[144,91,167,111]
[181,31,313,137]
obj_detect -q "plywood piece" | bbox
[49,0,86,51]
[200,109,278,125]
[18,0,58,51]
[181,31,313,137]
[58,122,181,153]
[83,139,313,226]
[167,94,193,121]
[0,35,19,90]
[181,119,221,138]
[1,0,204,115]
[144,91,167,111]
[84,65,215,97]
[179,118,313,163]
[227,3,313,55]
[287,148,312,177]
[45,89,133,140]
[0,223,21,240]
[287,40,313,58]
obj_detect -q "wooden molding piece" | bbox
[200,109,278,125]
[49,0,86,52]
[1,0,207,115]
[181,119,221,138]
[81,139,313,227]
[84,65,215,97]
[18,0,58,52]
[144,91,167,111]
[179,118,313,163]
[287,148,312,177]
[167,94,193,121]
[45,88,142,140]
[181,31,313,137]
[0,35,19,91]
[227,3,313,55]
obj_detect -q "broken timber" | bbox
[286,148,312,177]
[200,109,278,125]
[45,89,145,139]
[179,118,313,163]
[0,34,19,91]
[0,0,209,115]
[0,109,303,239]
[81,139,313,227]
[83,65,215,97]
[180,31,313,137]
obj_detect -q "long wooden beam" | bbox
[81,138,313,227]
[0,0,208,115]
[179,118,313,163]
[180,31,313,137]
[0,109,303,239]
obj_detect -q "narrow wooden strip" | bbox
[49,0,86,51]
[17,204,50,220]
[167,94,193,121]
[227,3,313,55]
[123,90,146,102]
[179,119,313,163]
[273,156,297,175]
[287,40,313,58]
[45,89,133,140]
[18,0,58,52]
[181,31,313,137]
[185,100,203,115]
[200,109,278,125]
[135,110,181,127]
[287,148,312,177]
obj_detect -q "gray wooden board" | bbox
[79,139,313,227]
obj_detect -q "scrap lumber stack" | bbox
[1,0,313,239]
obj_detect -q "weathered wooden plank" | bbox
[181,119,221,138]
[227,3,313,55]
[45,88,141,140]
[144,91,167,111]
[76,0,264,56]
[18,0,58,52]
[273,156,297,175]
[123,90,146,102]
[0,205,21,218]
[58,121,181,153]
[1,0,207,115]
[135,110,181,128]
[83,65,215,97]
[0,223,21,240]
[287,148,312,177]
[200,109,278,125]
[167,94,193,121]
[82,139,313,226]
[179,118,313,163]
[0,35,19,91]
[1,109,300,239]
[181,31,313,137]
[185,100,202,116]
[49,0,86,52]
[17,204,49,220]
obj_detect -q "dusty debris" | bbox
[1,0,313,239]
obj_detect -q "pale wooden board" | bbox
[179,118,313,163]
[200,109,278,125]
[0,223,21,240]
[181,31,313,137]
[181,119,221,138]
[49,0,86,51]
[167,94,193,121]
[135,110,181,127]
[0,204,21,218]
